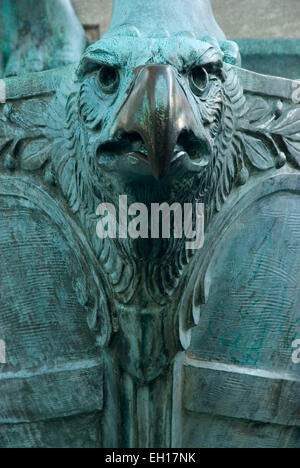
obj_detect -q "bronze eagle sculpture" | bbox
[0,0,299,448]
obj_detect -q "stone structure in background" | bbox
[0,0,300,448]
[72,0,112,41]
[72,0,300,79]
[72,0,300,40]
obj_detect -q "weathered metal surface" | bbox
[237,39,300,80]
[0,0,85,77]
[185,173,300,447]
[182,70,300,446]
[0,0,299,448]
[0,177,106,447]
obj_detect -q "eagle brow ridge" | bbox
[77,37,224,78]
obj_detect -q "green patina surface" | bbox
[0,0,299,449]
[237,39,300,79]
[0,0,86,77]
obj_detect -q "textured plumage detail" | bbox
[1,36,300,382]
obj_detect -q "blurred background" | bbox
[71,0,300,40]
[71,0,300,78]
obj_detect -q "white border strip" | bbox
[0,79,6,103]
[0,339,6,364]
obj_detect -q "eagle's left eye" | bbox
[189,67,209,97]
[97,65,120,94]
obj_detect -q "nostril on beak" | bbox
[119,131,149,160]
[176,130,190,151]
[125,131,150,163]
[176,129,211,161]
[100,130,149,160]
[125,132,148,156]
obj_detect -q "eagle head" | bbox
[53,27,244,308]
[74,29,242,211]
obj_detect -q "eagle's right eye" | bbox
[189,67,209,97]
[97,65,120,94]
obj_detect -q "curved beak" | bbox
[113,64,203,180]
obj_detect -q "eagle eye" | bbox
[97,65,120,94]
[189,67,209,96]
